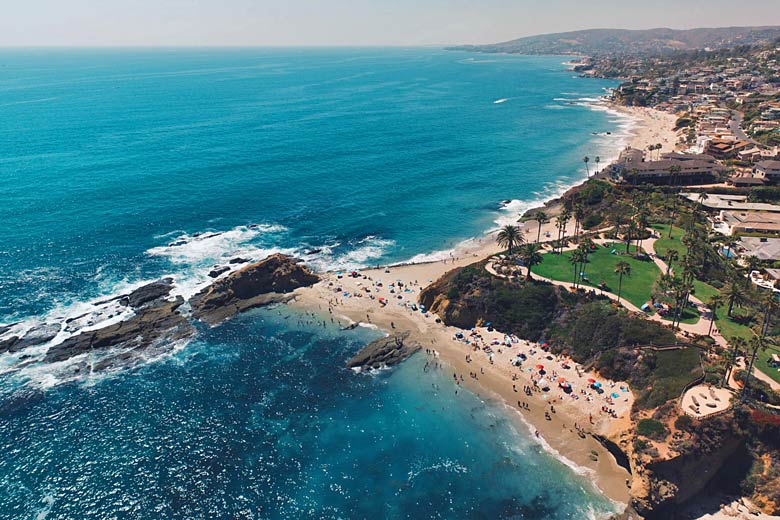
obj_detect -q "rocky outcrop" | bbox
[346,333,421,371]
[43,296,193,364]
[189,254,319,325]
[120,279,174,308]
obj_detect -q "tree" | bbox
[533,211,549,243]
[723,336,747,387]
[519,243,543,281]
[573,204,585,237]
[722,280,747,317]
[614,261,631,304]
[707,294,723,337]
[744,255,759,288]
[623,220,639,254]
[583,156,590,177]
[668,164,681,188]
[697,192,709,211]
[595,156,601,174]
[723,237,738,260]
[570,249,586,288]
[496,225,523,255]
[742,335,767,401]
[665,248,679,275]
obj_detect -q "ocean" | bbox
[0,48,630,518]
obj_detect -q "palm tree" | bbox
[697,192,709,211]
[573,204,585,237]
[636,212,649,250]
[614,261,631,304]
[623,220,639,254]
[723,237,738,260]
[707,294,723,337]
[668,164,681,188]
[570,249,586,288]
[723,336,747,387]
[519,243,543,281]
[722,280,747,317]
[655,143,663,160]
[744,255,759,287]
[595,156,601,174]
[533,211,549,243]
[496,225,523,255]
[742,335,767,401]
[665,248,679,275]
[583,156,590,177]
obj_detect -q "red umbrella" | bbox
[587,378,596,383]
[536,364,545,370]
[542,343,549,347]
[557,377,567,383]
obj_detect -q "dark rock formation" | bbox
[190,254,319,325]
[346,333,421,371]
[44,297,193,364]
[0,336,19,354]
[228,257,249,264]
[208,266,231,278]
[120,278,174,308]
[12,323,60,351]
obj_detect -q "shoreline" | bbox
[290,102,679,510]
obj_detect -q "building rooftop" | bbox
[682,193,780,213]
[740,237,780,261]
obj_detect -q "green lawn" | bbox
[661,306,700,325]
[651,224,688,259]
[756,344,780,384]
[692,280,718,303]
[714,306,754,342]
[534,244,662,309]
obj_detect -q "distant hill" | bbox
[451,26,780,57]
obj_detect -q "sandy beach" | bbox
[291,105,678,509]
[608,103,680,154]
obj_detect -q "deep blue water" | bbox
[0,48,625,518]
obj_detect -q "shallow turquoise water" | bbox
[0,48,625,518]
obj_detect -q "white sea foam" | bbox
[493,98,509,104]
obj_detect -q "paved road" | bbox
[730,110,759,146]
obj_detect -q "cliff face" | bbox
[630,432,746,517]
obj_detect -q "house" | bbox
[739,237,780,261]
[705,139,752,159]
[755,160,780,183]
[718,211,780,235]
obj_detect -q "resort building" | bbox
[739,236,780,261]
[715,210,780,236]
[682,193,780,213]
[613,149,721,185]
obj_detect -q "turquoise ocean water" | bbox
[0,48,630,518]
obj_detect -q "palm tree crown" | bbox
[496,225,524,255]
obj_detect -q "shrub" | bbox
[675,414,694,431]
[637,418,668,440]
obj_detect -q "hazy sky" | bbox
[3,0,780,47]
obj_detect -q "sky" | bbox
[2,0,780,47]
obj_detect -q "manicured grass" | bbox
[534,244,662,309]
[756,345,780,384]
[651,223,688,259]
[661,306,700,325]
[692,280,718,303]
[714,306,754,342]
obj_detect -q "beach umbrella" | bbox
[611,392,620,398]
[538,378,550,388]
[587,378,596,384]
[536,364,544,370]
[557,377,567,383]
[593,382,602,388]
[542,343,549,347]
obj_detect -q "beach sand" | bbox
[291,105,679,509]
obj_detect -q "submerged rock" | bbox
[208,266,231,278]
[190,254,319,325]
[346,333,421,371]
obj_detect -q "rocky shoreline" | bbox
[0,254,319,374]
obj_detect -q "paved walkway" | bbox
[681,384,733,418]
